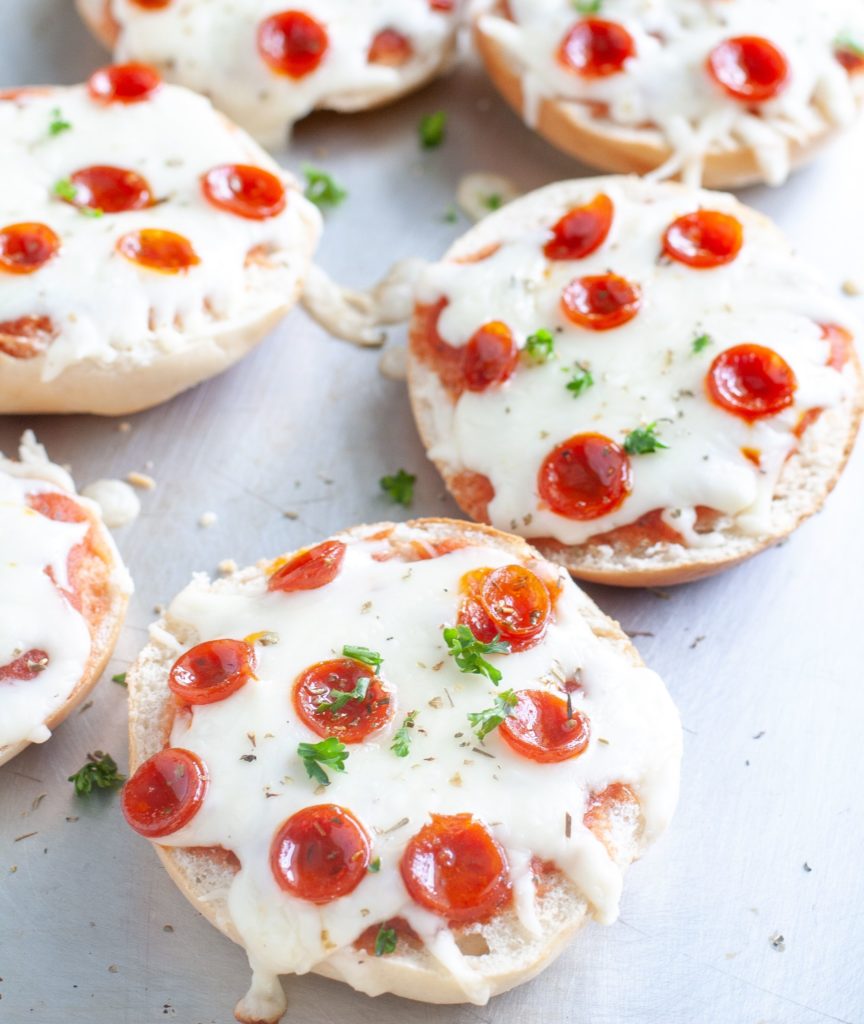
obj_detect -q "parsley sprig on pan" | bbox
[624,422,668,455]
[468,689,518,742]
[302,166,347,208]
[297,737,349,786]
[380,469,416,507]
[419,111,447,149]
[68,752,125,796]
[390,711,418,758]
[443,624,510,684]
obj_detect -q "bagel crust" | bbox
[475,0,864,188]
[406,177,864,586]
[0,432,131,765]
[0,77,320,415]
[125,519,681,1020]
[76,0,460,149]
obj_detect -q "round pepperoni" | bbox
[835,42,864,75]
[707,36,789,103]
[168,639,257,706]
[463,321,519,391]
[369,29,413,66]
[561,273,641,331]
[293,658,393,743]
[478,565,551,641]
[116,229,200,274]
[663,210,743,269]
[0,649,49,682]
[707,344,797,421]
[559,19,636,78]
[0,316,54,359]
[544,194,614,261]
[268,539,346,593]
[67,166,153,214]
[270,804,370,903]
[88,63,162,104]
[538,433,632,520]
[0,222,59,275]
[201,164,287,221]
[400,814,511,924]
[121,748,208,838]
[499,690,591,763]
[258,11,329,78]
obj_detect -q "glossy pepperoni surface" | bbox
[122,748,208,838]
[88,63,162,104]
[116,229,200,273]
[707,344,797,420]
[268,539,346,593]
[478,564,551,641]
[201,164,287,221]
[663,210,743,269]
[544,194,613,261]
[369,29,413,66]
[270,804,370,903]
[400,814,511,923]
[293,658,393,742]
[561,273,641,331]
[168,639,257,705]
[0,222,59,274]
[559,19,635,77]
[499,690,591,763]
[0,649,49,682]
[538,433,632,520]
[707,36,789,103]
[67,166,153,214]
[463,321,519,391]
[258,11,329,78]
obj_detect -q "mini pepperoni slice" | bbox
[463,321,519,391]
[258,11,329,78]
[835,41,864,75]
[369,28,413,66]
[270,804,370,903]
[0,649,49,682]
[663,210,743,269]
[293,658,393,743]
[401,814,511,924]
[538,433,632,520]
[88,63,162,104]
[561,273,641,331]
[707,343,797,421]
[544,194,614,261]
[122,747,208,838]
[429,0,454,10]
[499,690,590,763]
[268,539,346,593]
[201,164,286,221]
[0,222,59,275]
[707,36,789,103]
[130,0,172,7]
[820,323,853,372]
[168,639,256,706]
[0,316,54,359]
[116,229,200,274]
[66,166,153,214]
[559,19,636,78]
[478,565,551,641]
[584,781,640,856]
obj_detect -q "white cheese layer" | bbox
[103,0,460,147]
[412,177,855,547]
[480,0,864,185]
[156,524,681,1004]
[0,83,320,380]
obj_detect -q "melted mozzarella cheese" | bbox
[154,525,681,1008]
[0,84,320,380]
[104,0,460,147]
[412,177,856,547]
[480,0,864,185]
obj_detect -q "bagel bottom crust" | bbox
[128,518,677,1014]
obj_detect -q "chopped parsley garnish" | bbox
[419,110,447,149]
[443,624,510,684]
[573,0,603,12]
[68,751,125,797]
[468,689,518,742]
[390,710,418,758]
[374,925,398,957]
[524,329,555,364]
[297,737,348,786]
[624,422,668,455]
[566,362,594,397]
[483,193,503,211]
[368,857,381,873]
[380,468,416,507]
[835,31,864,58]
[48,108,72,136]
[111,672,127,686]
[53,178,103,217]
[692,332,713,354]
[302,166,347,208]
[316,675,370,714]
[441,206,459,224]
[342,645,383,671]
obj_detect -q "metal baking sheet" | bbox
[1,3,863,1022]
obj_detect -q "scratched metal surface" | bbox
[1,3,863,1023]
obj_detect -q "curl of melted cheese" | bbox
[479,0,864,186]
[105,0,460,148]
[0,85,321,381]
[155,525,681,1009]
[412,178,856,548]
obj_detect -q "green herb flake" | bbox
[573,0,602,12]
[443,624,510,684]
[468,688,518,742]
[419,110,447,149]
[316,675,371,714]
[302,166,347,208]
[524,328,555,365]
[566,362,594,398]
[111,672,127,686]
[342,645,383,671]
[441,206,459,224]
[391,710,418,758]
[623,422,668,455]
[380,469,416,507]
[368,857,381,873]
[297,736,349,786]
[68,751,125,797]
[48,108,72,137]
[692,332,713,354]
[483,193,503,211]
[374,925,398,957]
[53,177,103,217]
